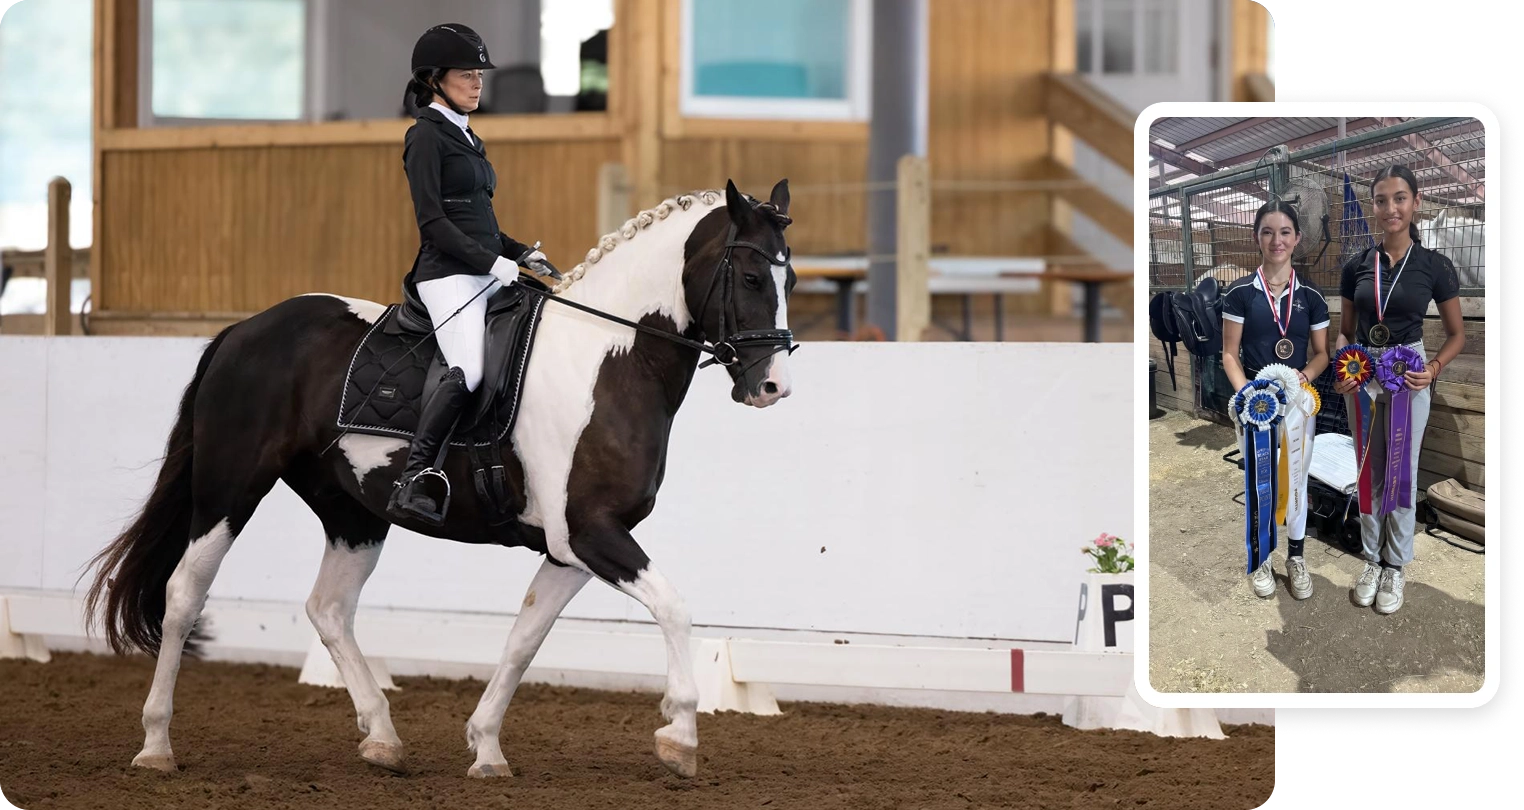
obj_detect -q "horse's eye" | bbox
[743,273,762,290]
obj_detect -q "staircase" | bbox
[1042,73,1135,319]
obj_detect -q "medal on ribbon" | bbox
[1368,245,1411,347]
[1334,344,1376,513]
[1233,379,1287,575]
[1256,266,1297,360]
[1374,345,1425,515]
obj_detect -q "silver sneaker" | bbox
[1249,559,1275,598]
[1353,562,1381,607]
[1375,568,1406,615]
[1287,556,1313,600]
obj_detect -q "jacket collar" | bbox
[1250,267,1297,299]
[418,106,481,153]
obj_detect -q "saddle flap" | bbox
[385,270,436,336]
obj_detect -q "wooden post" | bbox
[1049,0,1077,317]
[895,155,930,342]
[45,177,72,336]
[597,163,633,238]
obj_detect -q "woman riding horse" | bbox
[391,23,562,526]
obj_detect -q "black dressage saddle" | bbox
[336,273,548,523]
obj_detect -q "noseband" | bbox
[693,222,800,371]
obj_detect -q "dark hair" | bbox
[1369,164,1423,244]
[404,68,448,114]
[1252,199,1301,236]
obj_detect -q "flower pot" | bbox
[1074,572,1134,653]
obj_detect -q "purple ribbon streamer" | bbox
[1375,346,1424,514]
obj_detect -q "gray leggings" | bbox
[1349,352,1433,566]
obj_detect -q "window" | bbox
[541,0,614,98]
[149,0,307,122]
[0,0,93,251]
[681,0,871,121]
[1076,0,1179,76]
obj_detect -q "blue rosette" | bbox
[1233,378,1287,431]
[1233,379,1287,575]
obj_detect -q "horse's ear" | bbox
[724,179,751,227]
[769,179,790,217]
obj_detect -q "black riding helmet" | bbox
[411,24,494,114]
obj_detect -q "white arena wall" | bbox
[0,337,1269,724]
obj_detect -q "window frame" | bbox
[1076,0,1182,79]
[678,0,872,122]
[137,0,316,127]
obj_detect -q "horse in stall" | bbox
[84,180,798,779]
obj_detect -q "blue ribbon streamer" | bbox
[1244,425,1280,574]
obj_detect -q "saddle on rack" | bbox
[336,272,549,524]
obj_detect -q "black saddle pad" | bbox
[336,284,546,447]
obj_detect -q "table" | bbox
[994,268,1134,342]
[792,257,1048,339]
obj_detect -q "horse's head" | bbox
[685,179,797,408]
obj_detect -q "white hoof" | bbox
[132,751,178,772]
[358,740,408,774]
[653,728,697,778]
[468,761,514,778]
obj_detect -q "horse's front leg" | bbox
[568,522,699,777]
[465,556,591,778]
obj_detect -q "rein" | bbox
[523,222,799,371]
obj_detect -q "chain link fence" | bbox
[1148,117,1485,429]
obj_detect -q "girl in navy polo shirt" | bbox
[1333,165,1466,615]
[1220,200,1330,600]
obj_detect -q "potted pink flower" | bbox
[1070,533,1135,654]
[1082,533,1134,574]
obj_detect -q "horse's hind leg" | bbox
[133,512,241,771]
[134,517,236,770]
[567,524,699,777]
[464,557,591,778]
[304,509,402,773]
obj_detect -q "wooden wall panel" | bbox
[658,139,868,256]
[928,0,1057,306]
[1232,0,1272,102]
[101,139,621,313]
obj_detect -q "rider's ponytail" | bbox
[404,68,445,115]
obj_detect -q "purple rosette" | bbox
[1373,345,1425,514]
[1374,345,1424,394]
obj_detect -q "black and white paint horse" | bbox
[85,180,797,778]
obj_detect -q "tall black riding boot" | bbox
[387,366,472,526]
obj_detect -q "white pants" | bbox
[416,273,498,392]
[1354,373,1432,567]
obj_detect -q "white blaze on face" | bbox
[760,260,793,402]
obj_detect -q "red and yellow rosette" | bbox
[1334,345,1373,388]
[1334,344,1375,513]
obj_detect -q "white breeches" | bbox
[416,273,498,392]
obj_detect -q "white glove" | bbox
[520,249,547,266]
[489,256,519,286]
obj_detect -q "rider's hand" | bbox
[489,256,519,286]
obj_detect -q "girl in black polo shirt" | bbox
[1334,165,1466,615]
[1221,200,1330,600]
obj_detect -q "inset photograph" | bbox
[1145,115,1488,694]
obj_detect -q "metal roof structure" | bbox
[1148,117,1487,207]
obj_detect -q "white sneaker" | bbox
[1353,562,1381,607]
[1375,568,1406,615]
[1287,556,1313,600]
[1249,559,1275,598]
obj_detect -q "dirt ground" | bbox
[1148,410,1485,694]
[0,653,1272,810]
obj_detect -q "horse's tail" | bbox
[83,326,233,657]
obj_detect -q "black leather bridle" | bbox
[524,219,799,376]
